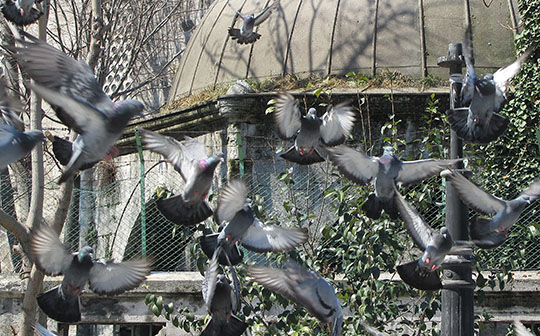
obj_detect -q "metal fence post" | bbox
[135,130,147,257]
[438,43,475,336]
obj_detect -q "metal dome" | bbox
[169,0,519,100]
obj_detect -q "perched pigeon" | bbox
[200,230,244,266]
[12,31,145,183]
[205,179,308,260]
[326,145,461,219]
[0,124,44,170]
[31,225,150,323]
[274,92,355,165]
[1,0,42,26]
[139,129,224,226]
[34,323,57,336]
[248,261,343,336]
[228,0,279,44]
[447,25,533,144]
[0,76,24,130]
[201,271,248,336]
[394,189,453,290]
[442,169,540,249]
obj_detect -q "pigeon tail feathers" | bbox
[200,233,243,266]
[201,316,248,336]
[157,194,212,226]
[280,146,325,165]
[469,217,506,249]
[37,286,81,323]
[396,260,442,290]
[1,0,42,26]
[362,194,382,220]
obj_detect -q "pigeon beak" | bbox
[19,8,24,16]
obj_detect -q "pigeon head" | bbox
[15,0,32,16]
[306,108,318,119]
[418,227,452,273]
[114,100,145,118]
[198,152,224,172]
[382,146,395,155]
[78,246,94,263]
[475,79,496,96]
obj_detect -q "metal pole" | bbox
[438,42,474,336]
[135,130,147,257]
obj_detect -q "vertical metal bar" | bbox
[135,131,147,257]
[439,42,474,336]
[371,0,380,77]
[236,131,245,177]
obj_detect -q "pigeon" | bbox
[248,261,343,336]
[201,271,248,336]
[138,129,224,226]
[1,0,42,26]
[205,179,308,260]
[274,93,356,165]
[446,25,533,144]
[31,225,151,323]
[0,124,44,170]
[513,320,534,336]
[394,189,453,290]
[228,0,280,44]
[200,230,244,266]
[326,145,461,220]
[12,31,145,184]
[442,169,540,249]
[0,76,24,130]
[34,323,57,336]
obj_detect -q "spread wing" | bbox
[241,218,308,253]
[254,0,279,26]
[397,158,461,186]
[88,259,150,295]
[320,102,355,146]
[521,180,540,202]
[394,189,436,250]
[443,170,506,215]
[0,76,24,130]
[216,180,248,224]
[274,92,302,140]
[30,225,74,276]
[326,145,378,185]
[493,46,533,109]
[461,24,476,106]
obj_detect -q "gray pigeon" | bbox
[248,261,343,336]
[31,225,150,323]
[442,169,540,249]
[1,0,42,26]
[394,189,453,290]
[447,25,533,144]
[228,0,279,45]
[326,145,461,219]
[34,323,57,336]
[209,179,308,256]
[0,124,44,170]
[201,270,248,336]
[12,31,145,183]
[139,129,224,226]
[200,229,244,266]
[0,76,24,130]
[274,92,355,165]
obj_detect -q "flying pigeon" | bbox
[139,129,224,226]
[326,145,461,219]
[228,0,280,45]
[0,76,24,130]
[31,225,151,323]
[201,271,248,336]
[0,124,44,170]
[514,320,534,336]
[205,179,308,261]
[1,0,42,26]
[274,92,355,165]
[12,31,145,183]
[446,25,533,144]
[248,261,343,336]
[394,189,453,290]
[34,323,57,336]
[200,230,244,266]
[442,169,540,249]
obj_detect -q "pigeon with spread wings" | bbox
[274,92,355,165]
[12,31,144,183]
[139,129,224,226]
[228,0,280,44]
[31,226,150,322]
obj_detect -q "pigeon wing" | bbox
[493,46,533,109]
[326,145,378,184]
[0,124,17,147]
[34,323,58,336]
[461,25,476,105]
[138,129,190,180]
[203,247,220,311]
[254,0,279,26]
[520,180,540,202]
[30,226,74,276]
[443,170,505,215]
[394,190,436,250]
[216,180,248,224]
[88,259,150,295]
[274,92,302,140]
[320,102,355,146]
[513,320,535,336]
[397,158,461,186]
[0,76,24,130]
[241,218,307,253]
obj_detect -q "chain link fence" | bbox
[0,134,539,276]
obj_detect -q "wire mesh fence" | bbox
[0,135,539,276]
